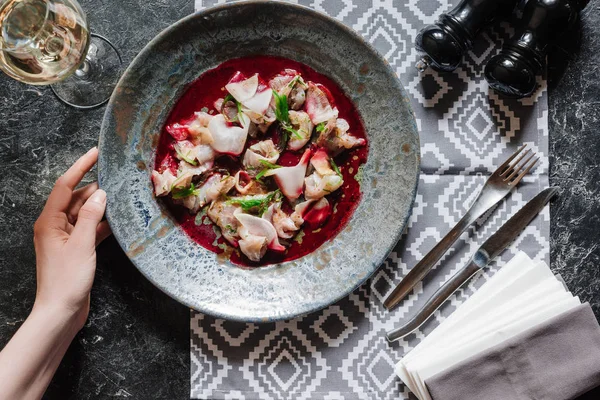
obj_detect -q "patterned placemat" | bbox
[190,1,550,399]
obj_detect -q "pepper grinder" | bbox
[485,0,588,97]
[415,0,520,72]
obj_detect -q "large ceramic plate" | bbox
[98,1,419,322]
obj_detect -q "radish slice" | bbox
[264,148,312,202]
[292,199,315,219]
[310,148,333,176]
[262,202,278,223]
[208,114,250,156]
[235,212,286,252]
[238,234,268,262]
[226,72,258,103]
[306,82,338,124]
[303,197,332,229]
[191,144,216,165]
[242,86,273,115]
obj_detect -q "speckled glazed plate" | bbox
[98,1,419,322]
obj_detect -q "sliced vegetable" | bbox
[227,190,280,215]
[174,143,198,166]
[255,159,282,181]
[172,182,199,199]
[330,157,343,178]
[272,90,289,124]
[258,159,281,170]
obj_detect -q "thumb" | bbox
[71,189,107,248]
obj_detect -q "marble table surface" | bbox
[0,0,598,398]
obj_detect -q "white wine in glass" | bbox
[0,0,122,108]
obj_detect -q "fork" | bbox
[383,145,538,311]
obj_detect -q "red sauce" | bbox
[154,56,368,267]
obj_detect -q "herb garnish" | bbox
[316,122,326,133]
[330,157,343,178]
[286,126,303,140]
[258,159,281,169]
[227,190,280,215]
[255,159,281,181]
[222,93,243,123]
[224,224,237,234]
[287,75,300,88]
[174,146,198,166]
[255,168,269,181]
[273,90,289,123]
[172,182,199,199]
[272,90,303,141]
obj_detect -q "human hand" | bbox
[33,147,111,330]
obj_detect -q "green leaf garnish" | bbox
[280,129,289,147]
[330,157,343,178]
[174,146,198,166]
[227,191,280,214]
[222,94,243,123]
[272,90,290,124]
[255,168,269,181]
[220,172,231,181]
[255,160,281,182]
[283,125,303,140]
[258,159,281,169]
[223,93,235,105]
[316,122,326,132]
[172,182,199,199]
[287,75,300,88]
[224,224,237,234]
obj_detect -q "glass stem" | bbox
[75,58,90,78]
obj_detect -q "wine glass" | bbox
[0,0,122,109]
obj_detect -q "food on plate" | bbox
[153,56,368,265]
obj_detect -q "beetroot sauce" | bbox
[154,56,368,267]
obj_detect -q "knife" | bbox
[386,187,558,343]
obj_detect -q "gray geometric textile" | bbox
[190,1,550,399]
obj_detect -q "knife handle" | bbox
[386,259,482,342]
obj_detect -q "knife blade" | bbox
[386,187,558,342]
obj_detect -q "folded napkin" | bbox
[426,303,600,400]
[396,252,600,400]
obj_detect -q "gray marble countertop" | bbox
[0,1,598,399]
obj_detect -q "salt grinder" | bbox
[485,0,587,98]
[415,0,520,72]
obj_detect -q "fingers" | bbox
[71,189,107,248]
[68,182,100,224]
[46,147,99,213]
[95,221,112,247]
[60,147,99,190]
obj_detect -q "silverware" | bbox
[386,187,558,342]
[383,145,538,311]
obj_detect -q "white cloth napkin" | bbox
[396,251,584,400]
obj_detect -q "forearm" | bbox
[0,304,80,400]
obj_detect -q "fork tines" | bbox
[498,145,539,186]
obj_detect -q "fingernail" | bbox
[86,146,98,155]
[90,189,106,204]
